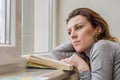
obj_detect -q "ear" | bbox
[96,26,102,34]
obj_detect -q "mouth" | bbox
[73,41,80,46]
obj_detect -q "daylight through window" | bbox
[0,0,11,44]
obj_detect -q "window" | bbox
[0,0,56,68]
[0,0,6,44]
[0,0,10,44]
[0,0,21,67]
[22,0,56,54]
[0,0,56,73]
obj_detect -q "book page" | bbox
[26,54,73,70]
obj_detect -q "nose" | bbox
[70,31,77,39]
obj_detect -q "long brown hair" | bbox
[66,8,119,43]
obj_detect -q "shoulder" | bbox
[89,40,115,66]
[90,40,114,57]
[94,40,112,47]
[90,40,120,59]
[89,40,120,79]
[93,40,120,50]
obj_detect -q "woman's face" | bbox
[67,15,100,52]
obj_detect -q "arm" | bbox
[51,42,89,62]
[80,41,114,80]
[55,40,114,80]
[62,53,91,80]
[89,41,114,80]
[51,42,75,60]
[51,42,91,80]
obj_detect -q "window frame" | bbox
[0,0,21,65]
[0,0,57,67]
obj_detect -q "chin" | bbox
[74,47,84,52]
[73,44,85,52]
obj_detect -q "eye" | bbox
[68,31,71,35]
[75,25,83,30]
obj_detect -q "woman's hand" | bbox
[61,53,90,73]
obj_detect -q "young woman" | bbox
[52,8,120,80]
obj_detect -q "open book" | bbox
[26,54,73,71]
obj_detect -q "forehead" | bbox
[67,15,88,27]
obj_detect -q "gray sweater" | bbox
[51,40,120,80]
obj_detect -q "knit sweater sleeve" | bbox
[51,40,115,80]
[51,42,91,80]
[79,40,114,80]
[51,42,75,60]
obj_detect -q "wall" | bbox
[56,0,120,45]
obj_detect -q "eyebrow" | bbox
[74,23,82,27]
[67,23,82,31]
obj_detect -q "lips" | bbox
[73,41,80,46]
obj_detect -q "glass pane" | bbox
[22,0,53,54]
[0,0,5,44]
[0,0,10,44]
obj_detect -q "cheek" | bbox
[76,30,95,51]
[81,30,96,49]
[78,30,93,40]
[81,29,95,40]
